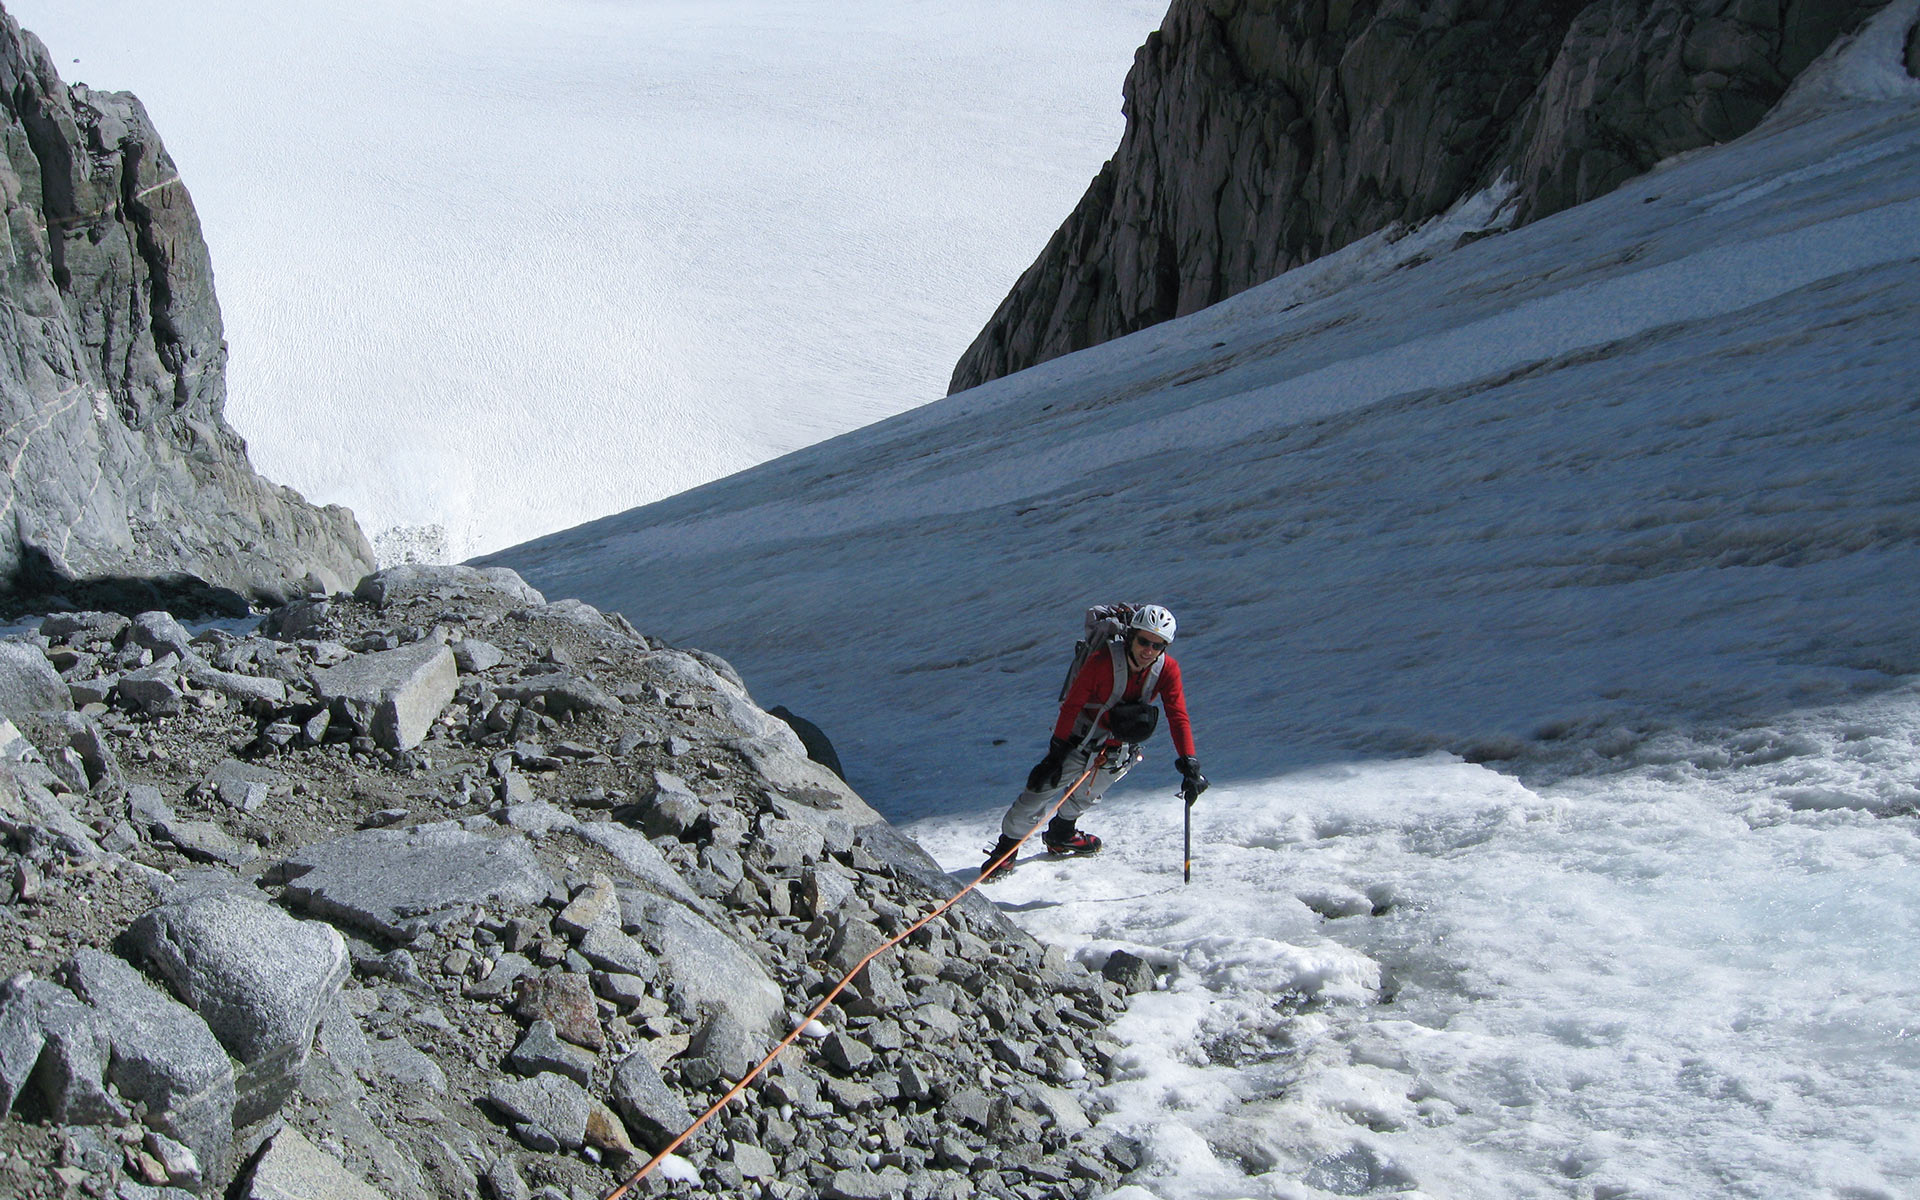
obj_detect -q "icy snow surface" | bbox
[8,0,1164,560]
[488,12,1920,1197]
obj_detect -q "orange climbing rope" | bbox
[599,749,1113,1199]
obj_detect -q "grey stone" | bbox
[122,891,350,1125]
[570,823,702,908]
[495,672,622,719]
[201,759,286,811]
[609,1048,695,1151]
[313,641,457,751]
[732,1142,777,1179]
[367,1033,447,1092]
[185,661,289,709]
[453,639,505,674]
[0,980,45,1114]
[0,761,100,855]
[487,1073,595,1150]
[577,923,656,978]
[485,1158,529,1200]
[354,564,543,609]
[315,1004,374,1076]
[680,1009,755,1087]
[62,949,235,1190]
[245,1127,389,1200]
[156,816,255,866]
[273,825,553,942]
[463,952,531,1001]
[0,975,122,1123]
[129,612,195,661]
[635,770,701,839]
[823,1169,913,1200]
[821,1030,874,1075]
[143,1131,203,1190]
[0,641,71,715]
[1101,949,1156,994]
[127,784,176,829]
[622,893,782,1032]
[553,872,619,937]
[118,657,186,717]
[262,599,334,641]
[42,613,132,645]
[507,1020,596,1087]
[591,971,649,1010]
[513,973,603,1051]
[48,712,123,790]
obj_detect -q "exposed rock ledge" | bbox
[0,5,373,613]
[951,0,1892,393]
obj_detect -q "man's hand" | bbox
[1027,737,1071,792]
[1176,756,1208,805]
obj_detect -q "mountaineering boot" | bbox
[1043,817,1102,856]
[979,836,1021,881]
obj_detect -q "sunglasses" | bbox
[1132,634,1169,653]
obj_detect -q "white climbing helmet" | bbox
[1129,604,1176,643]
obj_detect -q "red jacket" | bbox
[1054,648,1196,759]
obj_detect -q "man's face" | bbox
[1128,631,1168,670]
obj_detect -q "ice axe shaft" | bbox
[1183,794,1191,884]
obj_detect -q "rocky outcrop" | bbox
[0,567,1141,1198]
[950,0,1889,392]
[0,5,372,612]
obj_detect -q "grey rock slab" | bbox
[680,1009,755,1087]
[0,980,44,1114]
[577,923,656,978]
[0,640,72,715]
[118,657,186,717]
[507,1020,596,1087]
[452,639,505,674]
[495,672,621,719]
[313,641,457,751]
[487,1073,594,1150]
[609,1049,695,1152]
[42,612,133,644]
[367,1033,447,1093]
[157,816,256,866]
[129,612,196,661]
[62,949,235,1189]
[623,894,782,1032]
[246,1127,389,1200]
[355,564,544,609]
[315,1003,375,1076]
[0,761,102,854]
[185,661,289,709]
[464,952,532,1001]
[122,891,349,1125]
[274,825,553,942]
[823,1169,913,1200]
[569,822,701,908]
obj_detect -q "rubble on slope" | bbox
[0,566,1147,1200]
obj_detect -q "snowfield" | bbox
[486,9,1920,1198]
[8,0,1165,560]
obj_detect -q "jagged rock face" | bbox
[950,0,1889,392]
[0,7,373,611]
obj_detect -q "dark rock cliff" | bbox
[951,0,1889,392]
[0,5,373,612]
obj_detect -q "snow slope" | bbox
[485,14,1920,1196]
[7,0,1163,560]
[489,17,1920,823]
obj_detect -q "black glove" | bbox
[1176,756,1208,805]
[1027,737,1071,792]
